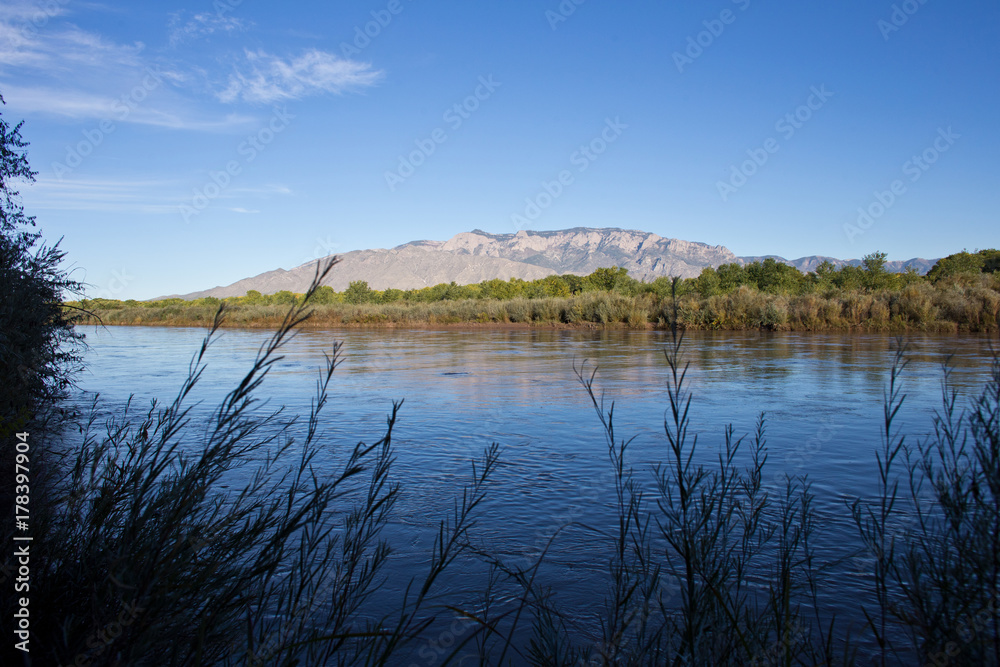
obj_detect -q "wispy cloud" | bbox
[0,0,69,24]
[0,20,143,70]
[1,83,257,130]
[23,177,293,214]
[169,11,248,46]
[218,49,383,104]
[24,177,183,214]
[228,184,294,197]
[1,3,382,141]
[0,8,257,132]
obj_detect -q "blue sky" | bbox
[1,0,997,299]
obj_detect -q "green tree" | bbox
[862,251,888,274]
[815,260,836,281]
[1,95,82,433]
[833,264,864,291]
[443,282,476,301]
[271,290,298,305]
[244,289,265,305]
[584,266,630,292]
[889,266,924,290]
[644,275,679,298]
[380,288,404,303]
[312,285,337,304]
[807,260,838,291]
[716,263,749,292]
[559,274,586,295]
[694,267,721,297]
[862,251,890,290]
[479,278,518,300]
[533,275,571,298]
[981,249,1000,273]
[344,280,375,304]
[747,258,804,294]
[927,250,987,281]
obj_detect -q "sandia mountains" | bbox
[171,228,935,299]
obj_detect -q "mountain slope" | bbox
[165,227,936,300]
[439,228,738,278]
[737,254,935,275]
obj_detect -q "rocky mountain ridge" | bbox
[164,227,935,300]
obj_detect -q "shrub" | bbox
[30,260,503,666]
[892,283,937,323]
[0,97,83,434]
[530,298,560,322]
[844,292,876,325]
[788,294,822,328]
[869,296,891,324]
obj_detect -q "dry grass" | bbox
[71,280,1000,332]
[23,262,1000,666]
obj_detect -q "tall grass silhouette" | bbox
[24,257,1000,665]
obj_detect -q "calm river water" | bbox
[71,325,996,662]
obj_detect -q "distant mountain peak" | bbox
[165,227,936,300]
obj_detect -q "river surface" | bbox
[70,326,997,663]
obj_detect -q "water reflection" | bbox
[72,325,996,658]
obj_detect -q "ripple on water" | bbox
[71,326,996,652]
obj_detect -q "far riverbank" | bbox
[69,281,999,333]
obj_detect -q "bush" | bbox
[927,249,991,281]
[0,98,83,434]
[28,261,504,666]
[892,283,937,323]
[504,298,531,322]
[530,298,560,322]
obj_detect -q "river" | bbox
[70,325,997,663]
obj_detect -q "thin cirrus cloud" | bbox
[24,177,184,214]
[168,12,248,46]
[217,49,383,105]
[2,5,384,128]
[23,178,292,214]
[0,9,255,131]
[0,21,144,71]
[1,83,256,130]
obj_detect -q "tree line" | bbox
[71,250,1000,311]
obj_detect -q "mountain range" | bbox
[166,228,937,300]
